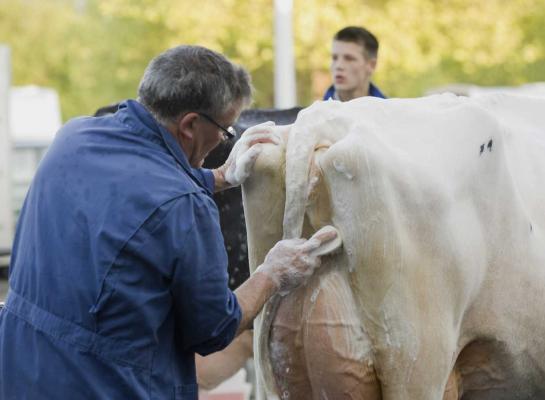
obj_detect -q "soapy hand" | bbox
[256,227,339,296]
[219,121,279,187]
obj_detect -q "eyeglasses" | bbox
[197,112,237,140]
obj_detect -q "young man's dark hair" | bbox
[334,26,379,59]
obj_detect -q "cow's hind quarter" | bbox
[317,127,467,399]
[280,141,382,399]
[271,140,383,398]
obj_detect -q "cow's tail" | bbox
[282,100,349,239]
[282,109,319,239]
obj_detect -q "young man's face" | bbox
[330,40,376,99]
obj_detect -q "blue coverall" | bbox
[0,100,241,399]
[323,81,386,100]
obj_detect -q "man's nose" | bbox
[333,59,345,70]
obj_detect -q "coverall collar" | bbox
[117,99,212,194]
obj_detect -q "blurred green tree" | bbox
[0,0,543,120]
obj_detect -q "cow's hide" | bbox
[93,103,302,289]
[242,94,545,400]
[425,82,545,97]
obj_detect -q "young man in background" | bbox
[324,26,386,101]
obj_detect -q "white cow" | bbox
[242,93,545,400]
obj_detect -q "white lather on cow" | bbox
[242,93,545,400]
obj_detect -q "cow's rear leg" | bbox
[442,370,460,400]
[302,269,381,400]
[270,288,312,399]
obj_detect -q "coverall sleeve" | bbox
[191,168,215,194]
[167,192,241,356]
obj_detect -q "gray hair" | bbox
[137,45,253,125]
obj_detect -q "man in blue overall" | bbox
[0,45,336,399]
[323,26,386,101]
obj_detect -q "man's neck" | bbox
[336,82,371,102]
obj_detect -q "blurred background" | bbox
[1,0,545,120]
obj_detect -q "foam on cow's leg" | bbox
[269,267,381,400]
[302,268,381,400]
[269,287,312,399]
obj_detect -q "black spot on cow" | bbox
[480,143,485,155]
[94,102,302,289]
[487,139,493,152]
[530,223,533,232]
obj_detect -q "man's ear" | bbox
[368,57,377,74]
[177,112,199,141]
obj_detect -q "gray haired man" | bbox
[0,45,337,399]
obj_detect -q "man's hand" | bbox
[234,226,339,334]
[213,121,279,191]
[255,227,339,295]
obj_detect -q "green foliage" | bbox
[1,0,544,120]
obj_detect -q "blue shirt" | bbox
[323,82,386,100]
[0,100,241,399]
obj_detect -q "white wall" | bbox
[0,45,13,252]
[10,86,61,220]
[0,47,61,259]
